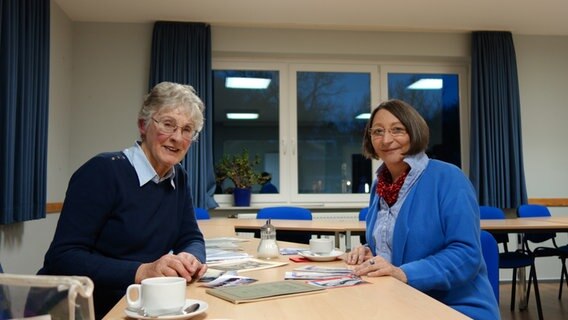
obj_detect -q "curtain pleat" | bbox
[0,0,50,224]
[470,31,527,208]
[148,21,218,209]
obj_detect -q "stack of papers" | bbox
[205,237,249,249]
[279,247,306,255]
[206,248,251,263]
[200,274,257,288]
[308,276,368,288]
[208,258,287,273]
[285,265,353,280]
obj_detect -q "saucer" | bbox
[298,249,344,262]
[125,299,208,320]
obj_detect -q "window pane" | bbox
[387,73,461,167]
[213,70,280,194]
[297,72,371,194]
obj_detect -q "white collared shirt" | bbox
[123,141,176,189]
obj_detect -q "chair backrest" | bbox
[479,205,506,219]
[517,204,551,218]
[194,207,210,220]
[480,230,500,302]
[358,207,368,221]
[256,206,312,220]
[479,206,509,245]
[517,204,555,243]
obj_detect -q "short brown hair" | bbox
[362,99,429,160]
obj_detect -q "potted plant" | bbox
[215,150,261,206]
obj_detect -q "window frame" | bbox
[213,58,469,207]
[289,63,379,205]
[380,64,470,175]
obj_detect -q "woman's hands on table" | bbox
[135,252,208,283]
[345,245,407,283]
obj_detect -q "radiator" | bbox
[312,211,359,221]
[236,211,359,221]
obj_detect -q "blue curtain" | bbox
[0,0,50,224]
[470,31,527,208]
[149,21,218,209]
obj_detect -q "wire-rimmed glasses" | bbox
[368,126,407,138]
[151,117,197,141]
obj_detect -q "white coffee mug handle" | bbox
[126,284,142,309]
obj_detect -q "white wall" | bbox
[68,22,152,170]
[515,35,568,199]
[2,1,568,280]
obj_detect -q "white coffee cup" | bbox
[309,237,334,255]
[126,277,186,316]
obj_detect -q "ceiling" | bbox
[54,0,568,36]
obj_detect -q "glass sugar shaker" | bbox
[257,219,280,259]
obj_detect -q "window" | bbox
[295,71,371,194]
[212,65,282,196]
[387,73,461,166]
[213,61,467,206]
[381,65,469,171]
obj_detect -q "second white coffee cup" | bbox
[126,276,186,316]
[309,237,334,255]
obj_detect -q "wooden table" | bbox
[229,219,366,250]
[203,216,568,252]
[103,230,469,319]
[480,217,568,233]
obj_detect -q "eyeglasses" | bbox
[369,126,407,138]
[151,117,197,141]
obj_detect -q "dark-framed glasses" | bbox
[369,126,407,138]
[151,117,197,141]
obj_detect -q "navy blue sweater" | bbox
[38,152,205,317]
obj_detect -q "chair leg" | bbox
[560,257,568,300]
[530,265,543,320]
[525,266,532,307]
[511,268,517,311]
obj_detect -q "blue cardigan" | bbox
[38,152,205,316]
[366,160,500,319]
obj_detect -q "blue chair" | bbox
[256,206,312,244]
[194,207,210,220]
[480,205,543,319]
[358,207,368,221]
[480,230,500,302]
[256,206,312,220]
[518,204,568,300]
[358,207,368,245]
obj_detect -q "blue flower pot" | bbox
[233,187,252,207]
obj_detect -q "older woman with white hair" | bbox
[37,82,208,318]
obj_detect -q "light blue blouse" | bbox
[372,152,429,262]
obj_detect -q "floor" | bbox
[499,281,568,319]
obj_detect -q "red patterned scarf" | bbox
[376,167,410,206]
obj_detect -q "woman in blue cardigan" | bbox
[346,99,499,319]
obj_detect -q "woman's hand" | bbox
[135,252,208,283]
[345,245,373,265]
[352,255,407,283]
